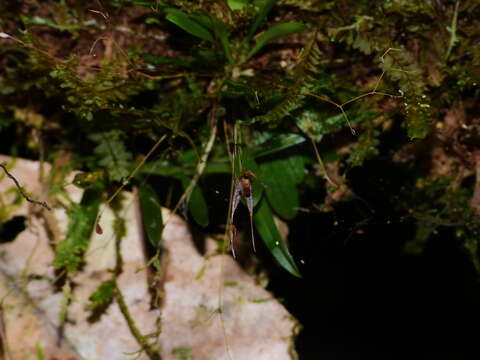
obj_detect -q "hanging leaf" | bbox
[228,0,250,11]
[247,0,277,39]
[54,188,102,274]
[189,12,232,63]
[254,198,300,277]
[260,155,304,219]
[139,183,164,248]
[181,177,209,227]
[165,8,214,42]
[246,22,306,61]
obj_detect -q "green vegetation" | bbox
[1,0,479,357]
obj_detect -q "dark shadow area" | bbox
[263,157,480,359]
[0,215,26,243]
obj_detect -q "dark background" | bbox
[266,158,480,359]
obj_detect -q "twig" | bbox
[310,138,337,186]
[444,0,460,62]
[96,134,167,230]
[0,162,51,211]
[168,109,218,218]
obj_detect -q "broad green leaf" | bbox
[54,188,102,274]
[254,198,300,277]
[260,155,304,219]
[228,0,250,11]
[252,133,306,158]
[181,177,209,227]
[218,31,233,63]
[139,183,163,248]
[189,13,232,62]
[247,0,277,39]
[165,9,214,42]
[246,22,306,61]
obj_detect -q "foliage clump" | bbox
[0,0,480,356]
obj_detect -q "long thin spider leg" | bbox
[229,180,242,258]
[246,194,256,252]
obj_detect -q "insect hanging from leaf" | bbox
[229,169,257,257]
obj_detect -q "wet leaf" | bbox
[165,8,214,42]
[247,0,277,39]
[228,0,249,11]
[189,13,232,62]
[181,178,209,227]
[254,198,300,277]
[139,183,163,248]
[260,155,305,219]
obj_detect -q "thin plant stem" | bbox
[0,162,51,211]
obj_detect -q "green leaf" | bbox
[252,133,306,158]
[254,198,300,277]
[247,0,277,39]
[189,13,232,62]
[246,22,306,61]
[139,184,163,248]
[165,8,214,42]
[54,188,102,274]
[260,155,304,219]
[89,130,133,183]
[228,0,250,11]
[181,178,209,227]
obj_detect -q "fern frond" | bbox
[252,32,324,125]
[54,188,102,274]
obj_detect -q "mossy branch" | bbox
[115,283,162,360]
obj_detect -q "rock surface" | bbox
[0,156,298,360]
